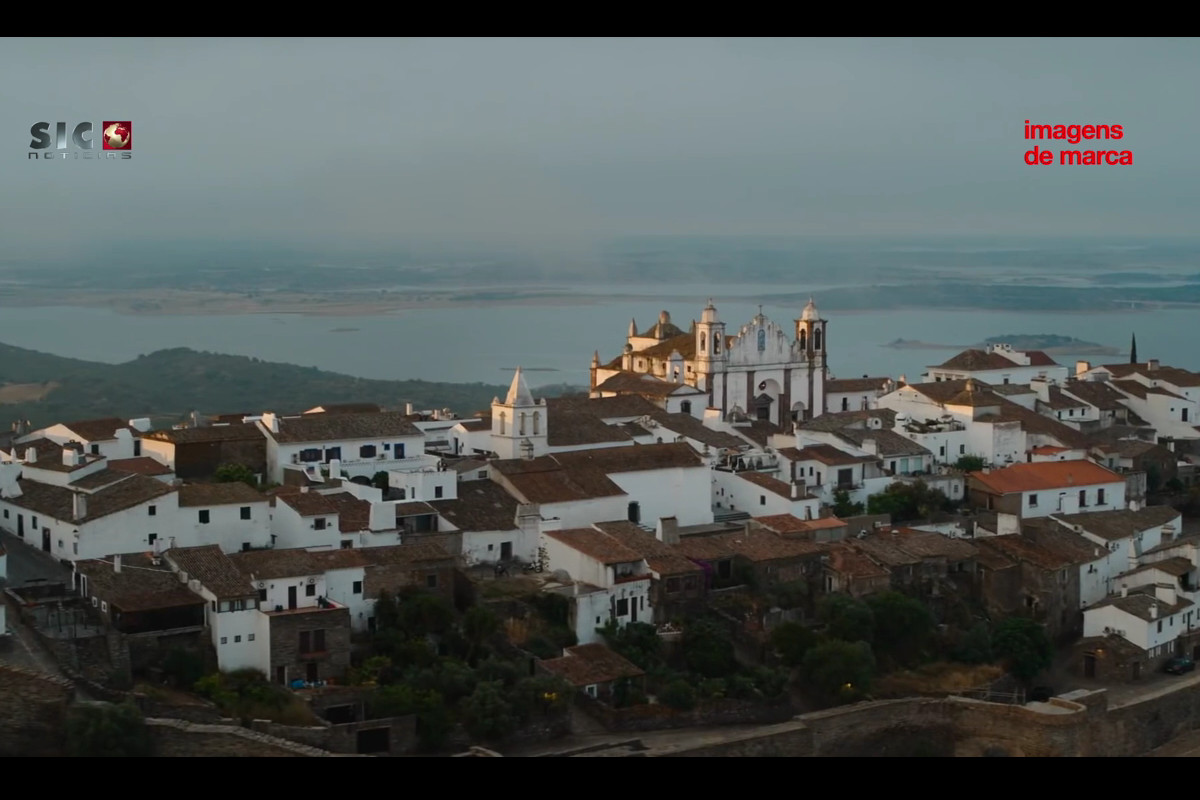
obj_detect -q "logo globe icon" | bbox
[103,122,131,150]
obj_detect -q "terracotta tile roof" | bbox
[753,515,847,536]
[576,394,663,420]
[540,643,645,687]
[855,536,922,567]
[825,544,890,579]
[637,317,687,339]
[144,423,266,444]
[1118,556,1194,580]
[969,460,1121,495]
[108,457,173,476]
[544,527,645,565]
[888,529,979,561]
[1052,506,1181,542]
[731,420,783,448]
[178,482,268,507]
[457,419,491,433]
[10,438,103,473]
[429,481,519,531]
[276,490,339,517]
[1093,440,1166,459]
[646,412,747,450]
[975,535,1073,572]
[674,526,821,563]
[543,398,635,447]
[990,383,1034,396]
[834,428,931,458]
[265,412,422,444]
[70,468,132,491]
[591,521,703,576]
[165,545,255,599]
[935,349,1023,371]
[61,417,132,442]
[552,442,704,473]
[1088,590,1193,622]
[76,553,204,613]
[1031,446,1070,455]
[946,380,1005,408]
[594,371,699,399]
[496,456,621,505]
[450,458,488,474]
[393,500,437,517]
[827,377,892,394]
[637,333,696,361]
[1021,520,1106,565]
[1111,380,1185,400]
[1060,380,1129,411]
[1098,363,1200,388]
[780,443,877,466]
[8,475,174,524]
[357,541,454,565]
[320,492,372,532]
[308,548,371,570]
[229,548,321,580]
[974,545,1016,571]
[736,470,794,499]
[797,409,897,433]
[1025,351,1059,367]
[1038,386,1089,411]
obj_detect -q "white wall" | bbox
[608,466,713,527]
[264,431,426,484]
[712,470,819,519]
[179,501,272,553]
[1083,602,1188,652]
[541,534,607,587]
[539,496,630,531]
[269,502,341,550]
[573,589,613,646]
[324,567,371,632]
[211,608,269,674]
[461,529,529,566]
[1021,481,1125,519]
[389,463,457,502]
[0,490,181,561]
[255,573,327,613]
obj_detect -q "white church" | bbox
[590,298,831,427]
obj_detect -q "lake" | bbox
[0,300,1190,389]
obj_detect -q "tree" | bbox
[372,470,390,490]
[599,621,664,670]
[213,462,257,487]
[65,702,153,757]
[867,480,952,522]
[832,488,864,517]
[801,640,876,704]
[510,675,572,722]
[866,592,934,669]
[954,455,985,472]
[952,621,994,665]
[818,594,875,644]
[460,605,501,666]
[770,621,820,668]
[681,619,737,679]
[367,685,450,752]
[461,681,518,741]
[992,617,1053,682]
[660,679,697,711]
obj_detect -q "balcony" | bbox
[264,597,345,617]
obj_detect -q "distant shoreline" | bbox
[882,337,1121,356]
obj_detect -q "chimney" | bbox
[791,481,800,499]
[261,412,280,434]
[406,402,415,415]
[1121,584,1128,598]
[862,438,877,456]
[1156,584,1177,607]
[300,486,310,494]
[24,447,36,464]
[1148,359,1160,371]
[1163,524,1177,542]
[329,458,342,479]
[1075,360,1091,378]
[72,492,87,521]
[114,554,122,574]
[657,516,680,545]
[898,374,907,385]
[168,536,176,551]
[1150,602,1159,620]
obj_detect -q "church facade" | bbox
[591,299,830,427]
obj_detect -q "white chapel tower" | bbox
[795,298,829,418]
[694,298,727,404]
[490,367,548,459]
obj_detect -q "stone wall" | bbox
[268,606,351,683]
[0,664,73,756]
[579,694,794,734]
[146,717,347,757]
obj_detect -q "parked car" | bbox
[1164,656,1195,675]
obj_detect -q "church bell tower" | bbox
[695,299,726,400]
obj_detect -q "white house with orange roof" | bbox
[924,344,1069,385]
[967,460,1127,520]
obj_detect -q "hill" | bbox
[0,342,579,428]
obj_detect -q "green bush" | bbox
[66,702,153,757]
[461,681,518,741]
[660,679,697,711]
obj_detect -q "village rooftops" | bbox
[75,553,205,613]
[540,643,645,688]
[969,460,1121,495]
[1021,519,1108,564]
[303,403,383,415]
[736,470,798,499]
[933,349,1059,371]
[778,443,878,466]
[322,492,372,532]
[493,443,702,505]
[825,544,890,580]
[429,481,519,531]
[543,527,645,566]
[591,521,703,576]
[262,412,421,443]
[730,420,783,448]
[752,514,847,537]
[1095,362,1200,388]
[1051,506,1181,542]
[7,475,174,524]
[177,482,268,507]
[594,371,703,399]
[143,423,265,444]
[1116,556,1195,581]
[833,428,932,458]
[1088,588,1194,623]
[70,468,133,491]
[229,548,321,580]
[9,438,103,473]
[796,408,897,433]
[1111,380,1185,401]
[108,457,174,477]
[274,490,339,517]
[672,526,822,563]
[59,417,136,442]
[646,411,748,451]
[542,398,636,447]
[165,545,255,600]
[826,377,892,394]
[975,535,1076,572]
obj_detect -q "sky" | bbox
[1,37,1197,263]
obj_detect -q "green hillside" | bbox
[0,342,577,428]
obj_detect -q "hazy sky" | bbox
[2,37,1197,261]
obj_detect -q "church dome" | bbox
[800,297,819,322]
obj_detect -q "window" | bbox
[73,543,78,555]
[1028,494,1038,508]
[717,560,732,580]
[959,444,965,455]
[939,445,945,456]
[259,588,267,602]
[101,601,108,612]
[616,598,629,616]
[232,599,246,611]
[300,448,321,463]
[360,444,377,458]
[241,542,250,551]
[220,637,228,645]
[353,581,363,595]
[31,516,37,529]
[299,631,310,653]
[395,443,406,458]
[235,635,241,643]
[2,510,6,518]
[148,533,157,545]
[479,470,488,479]
[314,518,327,530]
[134,440,141,457]
[435,486,444,499]
[841,397,849,411]
[1158,620,1163,634]
[760,495,766,506]
[1098,488,1106,504]
[248,634,255,642]
[306,583,316,597]
[426,574,438,588]
[314,630,325,652]
[1079,490,1087,508]
[90,444,100,455]
[666,577,682,594]
[148,505,156,517]
[341,540,353,549]
[240,506,251,520]
[199,510,210,524]
[325,447,341,461]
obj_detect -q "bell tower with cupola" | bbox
[490,367,547,459]
[695,298,727,403]
[794,297,829,418]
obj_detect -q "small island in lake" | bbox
[884,334,1120,356]
[329,327,361,333]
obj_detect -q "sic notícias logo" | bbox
[28,121,132,159]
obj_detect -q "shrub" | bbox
[66,702,153,757]
[660,679,697,711]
